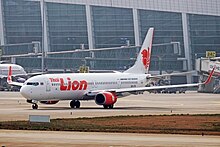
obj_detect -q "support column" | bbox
[182,13,192,83]
[0,0,5,45]
[86,5,94,49]
[132,8,140,46]
[40,0,49,53]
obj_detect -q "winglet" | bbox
[7,66,12,83]
[203,66,215,85]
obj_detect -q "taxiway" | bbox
[0,91,219,121]
[1,130,220,147]
[0,91,220,146]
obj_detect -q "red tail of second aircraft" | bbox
[7,66,12,83]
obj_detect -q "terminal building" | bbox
[0,0,220,83]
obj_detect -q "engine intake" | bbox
[95,92,117,105]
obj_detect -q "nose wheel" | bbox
[70,100,80,109]
[32,103,38,109]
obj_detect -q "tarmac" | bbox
[0,91,220,146]
[1,130,220,147]
[0,91,220,121]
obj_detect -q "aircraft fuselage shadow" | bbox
[26,106,174,111]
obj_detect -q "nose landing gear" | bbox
[27,100,39,109]
[32,103,38,109]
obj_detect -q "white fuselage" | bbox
[20,73,148,101]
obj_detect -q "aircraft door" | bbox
[117,79,121,88]
[30,87,33,94]
[91,81,97,90]
[46,79,51,92]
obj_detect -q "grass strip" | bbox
[0,114,220,135]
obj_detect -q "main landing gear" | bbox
[32,103,38,109]
[103,105,114,109]
[70,100,80,109]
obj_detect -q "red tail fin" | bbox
[7,66,12,83]
[203,66,215,85]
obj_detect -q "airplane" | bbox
[0,62,26,78]
[0,62,43,91]
[0,62,27,91]
[7,28,215,109]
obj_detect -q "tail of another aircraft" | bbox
[7,66,12,83]
[7,65,23,87]
[124,28,154,74]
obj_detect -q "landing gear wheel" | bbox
[103,105,114,109]
[32,104,38,109]
[70,100,76,108]
[109,105,114,109]
[70,100,81,109]
[103,105,108,109]
[75,101,80,108]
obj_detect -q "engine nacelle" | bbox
[40,100,59,105]
[95,92,117,105]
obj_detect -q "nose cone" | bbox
[20,86,30,99]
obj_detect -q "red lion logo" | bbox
[141,48,151,69]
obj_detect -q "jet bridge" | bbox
[195,57,220,93]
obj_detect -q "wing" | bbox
[117,67,214,93]
[114,83,199,93]
[88,67,215,96]
[7,81,24,87]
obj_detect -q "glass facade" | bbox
[47,2,88,51]
[90,6,136,70]
[91,48,136,70]
[189,14,220,59]
[92,6,135,48]
[2,0,42,55]
[1,0,220,73]
[139,10,184,71]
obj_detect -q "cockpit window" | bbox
[27,82,39,86]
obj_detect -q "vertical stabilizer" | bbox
[124,28,154,74]
[6,66,24,87]
[7,66,12,83]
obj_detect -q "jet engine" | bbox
[40,100,59,105]
[95,92,117,106]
